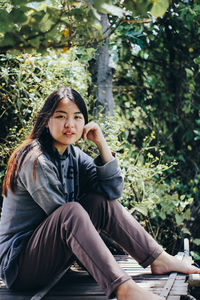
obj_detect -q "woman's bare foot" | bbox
[116,251,200,300]
[151,251,200,275]
[116,279,164,300]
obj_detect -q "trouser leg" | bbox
[13,201,130,298]
[80,193,163,268]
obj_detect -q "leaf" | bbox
[181,227,191,235]
[0,22,10,34]
[9,8,28,23]
[0,11,11,33]
[185,208,191,220]
[90,7,101,22]
[180,195,186,200]
[185,68,194,77]
[194,136,200,141]
[123,0,136,12]
[11,0,43,4]
[92,0,110,12]
[11,0,30,4]
[190,251,200,261]
[0,32,16,47]
[134,203,148,216]
[177,155,185,162]
[188,198,193,205]
[159,211,166,220]
[194,130,200,135]
[193,239,200,246]
[175,214,183,226]
[29,36,41,48]
[38,13,54,32]
[150,0,170,17]
[101,3,125,17]
[124,0,152,17]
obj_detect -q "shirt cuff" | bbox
[94,153,120,178]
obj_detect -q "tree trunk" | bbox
[89,14,114,116]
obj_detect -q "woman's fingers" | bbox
[83,122,103,143]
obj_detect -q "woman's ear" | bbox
[81,128,84,139]
[82,126,87,141]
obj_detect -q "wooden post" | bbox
[184,238,200,287]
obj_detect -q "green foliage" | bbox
[109,0,200,255]
[0,0,197,256]
[0,0,169,52]
[112,0,200,204]
[0,47,192,254]
[0,0,102,52]
[0,48,93,201]
[150,0,170,17]
[78,111,193,254]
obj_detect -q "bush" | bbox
[79,113,194,254]
[0,48,93,203]
[0,49,194,255]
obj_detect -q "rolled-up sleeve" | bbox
[19,155,66,215]
[79,151,124,200]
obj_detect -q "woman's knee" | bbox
[59,201,90,223]
[80,193,108,211]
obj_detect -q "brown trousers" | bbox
[13,194,163,298]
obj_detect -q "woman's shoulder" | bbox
[23,141,52,168]
[69,145,91,160]
[69,145,94,169]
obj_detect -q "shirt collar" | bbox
[52,146,69,160]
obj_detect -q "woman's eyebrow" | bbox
[54,110,82,114]
[55,110,67,114]
[74,112,82,115]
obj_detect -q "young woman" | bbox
[0,87,199,300]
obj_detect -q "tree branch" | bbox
[103,17,153,39]
[121,18,152,24]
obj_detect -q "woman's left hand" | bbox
[82,122,105,145]
[82,121,114,163]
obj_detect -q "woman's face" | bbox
[47,98,85,154]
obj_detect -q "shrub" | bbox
[79,113,194,254]
[0,49,194,255]
[0,48,92,203]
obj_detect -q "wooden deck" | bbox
[0,254,194,300]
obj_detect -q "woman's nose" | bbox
[64,118,74,127]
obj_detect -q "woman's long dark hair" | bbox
[2,87,88,196]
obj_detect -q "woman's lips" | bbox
[64,132,75,136]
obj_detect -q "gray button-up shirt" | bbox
[0,142,124,288]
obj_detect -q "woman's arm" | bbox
[19,153,66,215]
[82,121,114,164]
[80,121,123,200]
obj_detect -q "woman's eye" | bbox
[56,115,65,119]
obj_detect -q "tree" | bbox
[111,0,200,255]
[2,1,198,255]
[0,0,170,53]
[0,0,170,114]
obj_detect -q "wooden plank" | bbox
[188,274,200,286]
[159,252,190,299]
[0,254,190,300]
[0,295,109,300]
[160,272,178,298]
[43,297,109,300]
